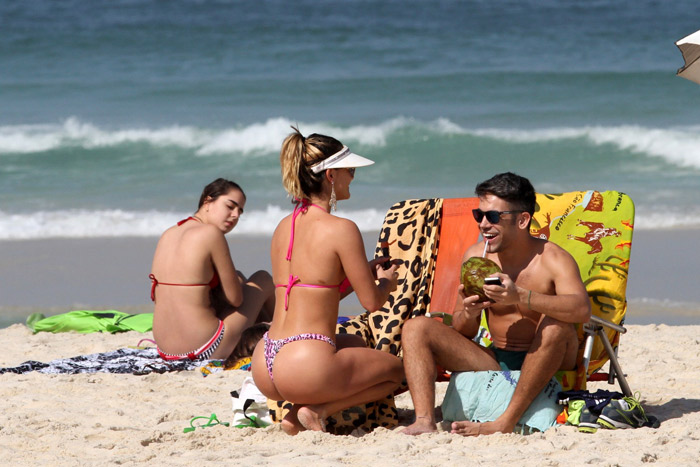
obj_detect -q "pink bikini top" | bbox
[276,199,350,309]
[148,217,220,302]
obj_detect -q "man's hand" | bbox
[459,284,490,315]
[482,273,520,305]
[453,284,488,337]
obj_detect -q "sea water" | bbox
[1,1,700,323]
[2,0,700,238]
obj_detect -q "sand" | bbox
[1,322,699,466]
[1,229,699,464]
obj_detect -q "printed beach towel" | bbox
[0,347,205,375]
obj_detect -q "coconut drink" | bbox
[461,256,502,302]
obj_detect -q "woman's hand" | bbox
[368,257,387,279]
[368,257,400,279]
[375,261,399,293]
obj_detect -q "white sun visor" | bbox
[310,146,375,173]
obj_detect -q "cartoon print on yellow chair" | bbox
[530,191,634,385]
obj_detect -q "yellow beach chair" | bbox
[531,191,634,396]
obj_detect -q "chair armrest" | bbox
[425,312,453,326]
[588,315,627,334]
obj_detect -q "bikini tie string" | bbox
[286,199,312,261]
[283,275,300,310]
[149,274,158,301]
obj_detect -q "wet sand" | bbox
[1,230,699,327]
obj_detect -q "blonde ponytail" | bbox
[280,127,342,200]
[280,128,306,199]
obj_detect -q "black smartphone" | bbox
[484,277,502,286]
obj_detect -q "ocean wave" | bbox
[1,205,699,240]
[628,297,700,311]
[0,207,388,240]
[0,116,452,157]
[473,125,700,170]
[4,117,700,170]
[634,211,700,230]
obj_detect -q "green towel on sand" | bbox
[26,310,153,334]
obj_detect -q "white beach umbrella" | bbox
[676,29,700,84]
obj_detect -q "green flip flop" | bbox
[183,413,230,433]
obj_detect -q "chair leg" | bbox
[607,348,618,385]
[581,326,595,375]
[596,328,632,397]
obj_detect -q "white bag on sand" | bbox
[231,375,272,428]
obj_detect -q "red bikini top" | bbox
[148,217,220,302]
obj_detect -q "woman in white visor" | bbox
[251,127,403,434]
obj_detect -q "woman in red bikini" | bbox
[251,128,404,434]
[150,178,275,361]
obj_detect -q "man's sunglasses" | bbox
[472,209,524,224]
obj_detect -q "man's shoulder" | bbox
[540,239,572,257]
[538,239,580,272]
[463,241,484,260]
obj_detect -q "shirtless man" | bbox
[402,172,591,436]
